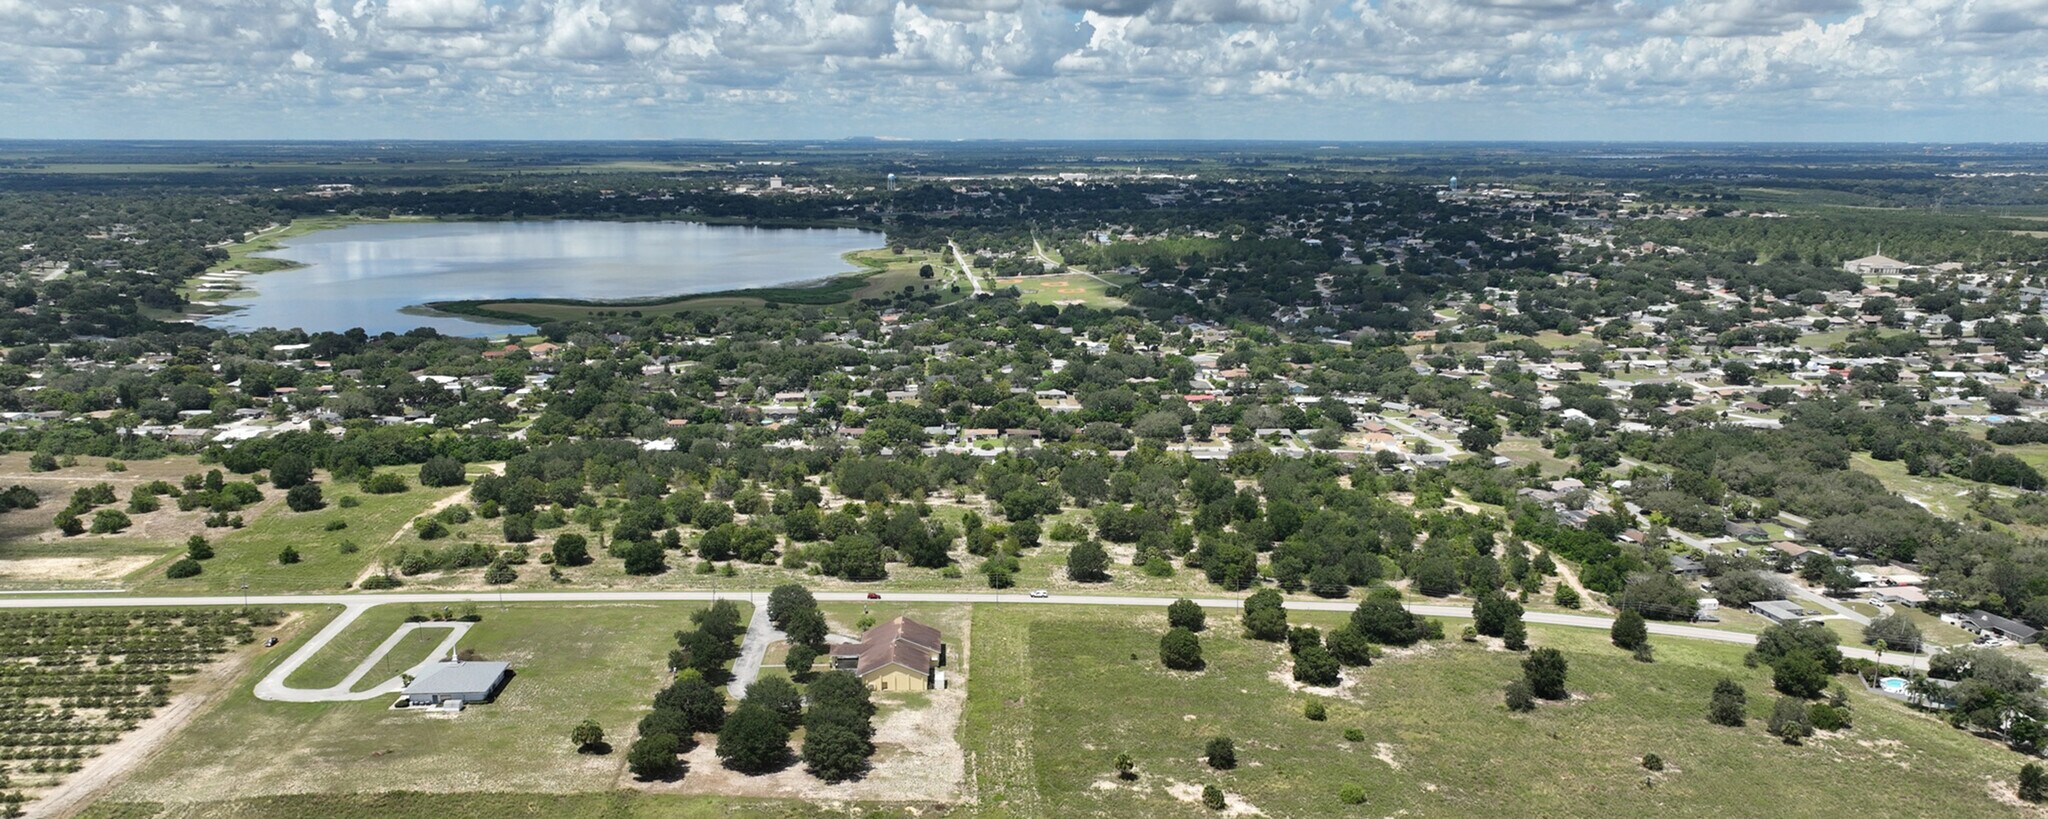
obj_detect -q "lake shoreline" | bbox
[418,248,891,324]
[193,219,886,335]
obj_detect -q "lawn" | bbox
[281,605,418,689]
[103,601,724,807]
[964,605,2033,818]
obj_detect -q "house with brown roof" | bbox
[829,616,946,692]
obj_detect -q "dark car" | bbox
[264,636,279,647]
[866,592,881,599]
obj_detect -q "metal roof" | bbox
[404,661,511,696]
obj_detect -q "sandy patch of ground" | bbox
[0,555,154,583]
[1374,742,1403,770]
[1166,780,1263,816]
[1986,779,2048,815]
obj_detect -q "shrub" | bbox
[1343,727,1365,742]
[1303,700,1326,721]
[1553,584,1580,608]
[552,533,590,567]
[627,733,682,780]
[28,452,58,472]
[165,558,202,579]
[1522,648,1568,700]
[186,535,212,560]
[286,484,325,512]
[622,540,667,576]
[269,453,313,489]
[1293,642,1341,687]
[362,473,408,494]
[502,514,536,543]
[2022,762,2047,804]
[1205,736,1236,769]
[1771,650,1829,698]
[415,519,449,540]
[1338,783,1367,805]
[571,719,606,753]
[89,509,132,534]
[1243,589,1288,641]
[359,574,401,590]
[1642,753,1664,771]
[1326,626,1373,667]
[338,539,360,554]
[1709,678,1747,726]
[1808,702,1851,731]
[1504,679,1536,712]
[1768,696,1813,743]
[716,703,792,774]
[419,457,467,488]
[1202,784,1226,810]
[277,545,301,565]
[1610,609,1647,650]
[1161,627,1205,671]
[1632,643,1655,663]
[1066,540,1110,582]
[338,495,362,508]
[484,560,517,585]
[1167,598,1207,632]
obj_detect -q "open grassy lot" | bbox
[0,454,274,588]
[133,471,465,593]
[353,627,457,692]
[996,272,1132,309]
[965,605,2034,818]
[103,601,718,808]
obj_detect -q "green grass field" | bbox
[964,606,2033,818]
[996,272,1133,309]
[281,605,417,690]
[102,601,724,810]
[352,628,456,691]
[69,600,2048,817]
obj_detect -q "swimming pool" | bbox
[1879,677,1909,693]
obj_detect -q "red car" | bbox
[866,592,882,600]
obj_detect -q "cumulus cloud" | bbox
[0,0,2043,139]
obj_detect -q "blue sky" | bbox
[3,0,2046,141]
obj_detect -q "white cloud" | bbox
[0,0,2042,139]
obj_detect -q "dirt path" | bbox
[26,614,305,818]
[1550,556,1610,614]
[348,464,502,588]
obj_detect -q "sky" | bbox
[2,0,2046,142]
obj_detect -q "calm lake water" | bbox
[203,220,882,336]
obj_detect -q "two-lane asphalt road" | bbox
[0,587,1928,669]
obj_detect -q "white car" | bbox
[1029,589,1050,599]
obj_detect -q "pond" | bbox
[201,220,883,336]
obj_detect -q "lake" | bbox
[202,220,883,336]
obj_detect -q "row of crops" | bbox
[0,607,283,815]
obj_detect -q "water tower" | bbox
[887,173,897,192]
[1448,175,1459,193]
